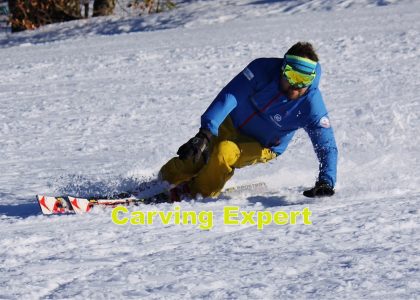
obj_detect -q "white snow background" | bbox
[0,0,419,298]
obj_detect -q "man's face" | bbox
[280,76,308,100]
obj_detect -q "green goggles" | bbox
[282,64,316,89]
[281,55,317,89]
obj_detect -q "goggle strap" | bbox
[284,55,317,74]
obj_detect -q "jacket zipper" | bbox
[238,91,283,130]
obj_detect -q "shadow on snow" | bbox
[0,201,41,218]
[246,195,314,208]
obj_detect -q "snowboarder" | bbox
[159,42,338,200]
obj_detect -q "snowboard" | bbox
[36,182,267,215]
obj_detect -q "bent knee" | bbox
[214,140,240,166]
[159,157,202,185]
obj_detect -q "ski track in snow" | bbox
[1,0,419,298]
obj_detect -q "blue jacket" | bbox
[201,58,338,187]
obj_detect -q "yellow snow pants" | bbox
[159,117,277,198]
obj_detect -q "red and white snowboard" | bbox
[36,182,267,215]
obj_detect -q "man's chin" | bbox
[286,92,299,100]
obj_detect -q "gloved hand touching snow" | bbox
[303,181,335,198]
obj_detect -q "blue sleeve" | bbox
[201,93,238,136]
[270,131,296,156]
[305,120,338,187]
[305,115,338,186]
[201,62,257,136]
[304,92,338,187]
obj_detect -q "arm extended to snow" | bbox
[305,117,338,187]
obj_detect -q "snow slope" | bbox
[1,0,419,298]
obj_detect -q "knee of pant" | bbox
[159,160,175,183]
[214,140,240,166]
[159,157,199,185]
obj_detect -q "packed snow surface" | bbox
[0,0,419,298]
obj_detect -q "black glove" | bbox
[303,181,335,198]
[177,128,212,163]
